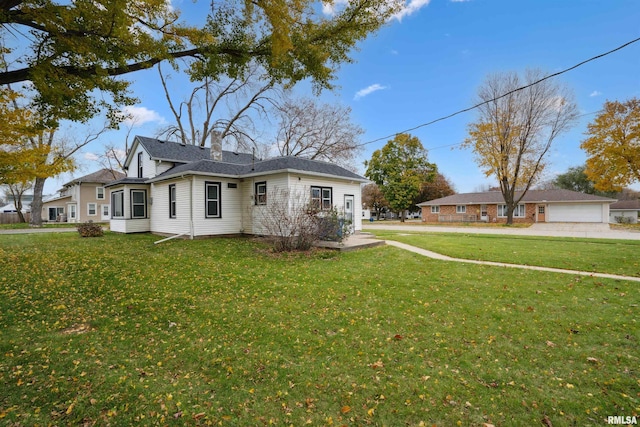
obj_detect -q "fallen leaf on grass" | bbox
[546,341,555,348]
[341,405,351,414]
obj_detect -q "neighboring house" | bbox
[41,169,125,222]
[105,136,366,237]
[418,189,616,224]
[609,199,640,224]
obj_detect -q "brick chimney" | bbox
[210,131,222,161]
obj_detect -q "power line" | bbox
[358,36,640,148]
[423,109,603,152]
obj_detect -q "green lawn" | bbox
[367,230,640,278]
[1,232,638,426]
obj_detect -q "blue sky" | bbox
[53,0,640,195]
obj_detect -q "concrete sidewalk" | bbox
[384,240,640,283]
[364,221,640,240]
[0,227,77,235]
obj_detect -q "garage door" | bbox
[547,204,603,223]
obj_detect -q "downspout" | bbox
[190,175,195,239]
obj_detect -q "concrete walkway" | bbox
[0,227,77,235]
[364,221,640,240]
[384,240,640,283]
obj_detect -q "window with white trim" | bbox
[431,206,440,214]
[102,204,109,217]
[255,181,266,205]
[310,186,333,211]
[169,184,176,218]
[69,204,77,220]
[87,203,97,216]
[497,204,526,217]
[137,152,143,178]
[96,187,105,200]
[131,190,146,218]
[456,205,466,214]
[112,191,124,218]
[205,182,221,218]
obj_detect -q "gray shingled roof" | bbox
[64,168,125,187]
[103,177,149,188]
[610,199,640,210]
[135,136,256,164]
[123,136,366,183]
[418,189,616,206]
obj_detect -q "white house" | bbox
[609,199,640,224]
[105,136,366,238]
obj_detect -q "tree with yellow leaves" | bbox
[581,98,640,192]
[462,69,578,224]
[0,0,400,124]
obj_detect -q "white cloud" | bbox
[589,90,602,97]
[322,0,349,16]
[84,152,100,161]
[323,0,431,21]
[118,106,165,127]
[393,0,431,21]
[354,83,388,100]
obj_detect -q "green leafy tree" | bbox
[581,98,640,192]
[461,69,578,224]
[553,165,615,197]
[365,133,436,222]
[361,183,389,220]
[414,173,456,207]
[0,0,400,124]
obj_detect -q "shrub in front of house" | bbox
[76,221,104,237]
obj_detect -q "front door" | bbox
[344,195,354,231]
[480,205,488,222]
[537,205,546,222]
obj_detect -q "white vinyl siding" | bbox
[127,144,156,179]
[192,177,243,236]
[108,184,150,233]
[150,180,192,235]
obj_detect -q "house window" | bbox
[169,184,176,218]
[538,206,545,214]
[255,181,267,205]
[48,207,64,221]
[498,204,526,217]
[205,181,221,218]
[69,204,77,220]
[310,186,333,211]
[96,187,105,200]
[431,206,440,214]
[131,190,146,218]
[456,205,466,214]
[112,191,124,218]
[102,204,109,217]
[88,203,97,216]
[137,152,143,178]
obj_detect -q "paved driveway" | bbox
[363,221,640,240]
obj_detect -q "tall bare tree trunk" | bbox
[30,177,46,227]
